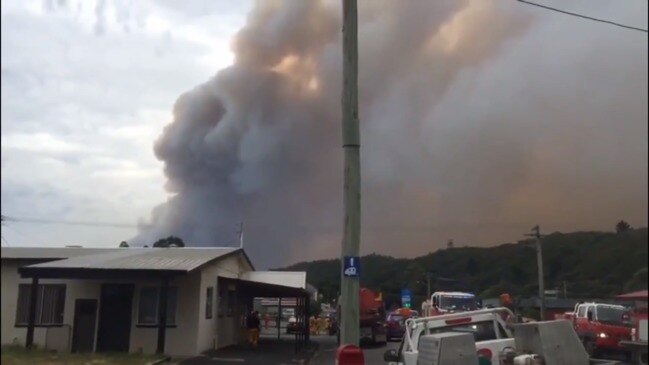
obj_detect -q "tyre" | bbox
[583,338,598,358]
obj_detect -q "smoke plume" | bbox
[133,0,648,268]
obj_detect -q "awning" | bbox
[616,290,648,300]
[219,277,310,298]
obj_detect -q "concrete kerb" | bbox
[147,356,172,365]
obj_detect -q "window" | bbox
[586,307,594,320]
[425,321,499,344]
[595,305,628,325]
[577,305,587,318]
[15,284,66,326]
[137,286,177,326]
[206,287,214,319]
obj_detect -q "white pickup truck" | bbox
[383,307,516,365]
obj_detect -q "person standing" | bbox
[246,311,261,348]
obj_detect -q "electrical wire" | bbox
[2,215,150,229]
[517,0,648,33]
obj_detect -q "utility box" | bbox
[513,320,589,365]
[639,319,648,342]
[417,332,478,365]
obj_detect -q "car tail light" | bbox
[445,317,472,325]
[477,348,492,359]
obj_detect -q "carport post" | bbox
[156,277,169,354]
[277,298,282,339]
[25,277,39,349]
[305,295,310,343]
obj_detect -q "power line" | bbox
[2,215,151,229]
[517,0,648,33]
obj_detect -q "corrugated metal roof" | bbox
[6,247,239,272]
[616,290,648,300]
[1,247,120,260]
[241,271,307,289]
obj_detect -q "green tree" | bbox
[153,236,185,248]
[119,241,129,248]
[465,257,478,277]
[616,220,631,234]
[624,267,648,292]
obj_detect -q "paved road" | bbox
[310,336,400,365]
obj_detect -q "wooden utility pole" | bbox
[340,0,360,346]
[525,225,545,321]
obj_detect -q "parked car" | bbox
[386,308,420,341]
[386,312,407,341]
[383,307,515,365]
[286,316,299,334]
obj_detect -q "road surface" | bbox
[310,336,399,365]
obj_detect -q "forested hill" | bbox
[277,228,648,308]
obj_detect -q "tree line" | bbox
[277,226,648,310]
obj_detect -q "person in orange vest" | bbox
[499,293,516,328]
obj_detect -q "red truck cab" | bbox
[571,303,633,358]
[337,288,387,346]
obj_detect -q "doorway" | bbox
[96,284,134,352]
[72,299,98,352]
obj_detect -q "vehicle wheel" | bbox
[583,338,598,358]
[623,351,632,363]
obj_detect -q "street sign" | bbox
[401,288,412,308]
[343,256,360,277]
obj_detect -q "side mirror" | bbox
[383,349,399,362]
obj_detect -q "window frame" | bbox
[14,284,66,327]
[206,287,214,319]
[136,286,178,328]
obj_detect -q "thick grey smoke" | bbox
[134,0,648,268]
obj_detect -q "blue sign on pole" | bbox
[343,256,361,277]
[401,288,412,308]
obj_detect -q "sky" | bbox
[1,0,647,269]
[1,0,251,246]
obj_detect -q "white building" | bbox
[1,247,310,357]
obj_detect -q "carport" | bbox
[218,276,311,353]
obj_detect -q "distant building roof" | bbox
[616,290,648,300]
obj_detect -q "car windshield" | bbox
[425,320,504,343]
[440,296,477,311]
[597,306,631,326]
[389,314,404,322]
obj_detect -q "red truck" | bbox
[620,308,648,364]
[567,302,633,359]
[337,287,387,346]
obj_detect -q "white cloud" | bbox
[0,0,251,247]
[1,133,86,153]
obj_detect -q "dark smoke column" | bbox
[339,0,360,346]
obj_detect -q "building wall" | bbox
[1,260,100,351]
[2,251,256,357]
[1,260,202,357]
[129,272,201,357]
[197,254,252,353]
